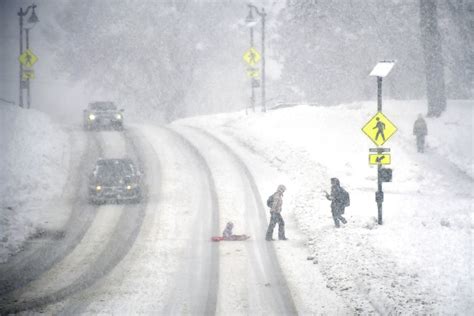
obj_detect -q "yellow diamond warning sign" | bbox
[243,47,261,66]
[362,112,398,146]
[18,49,38,67]
[369,154,391,165]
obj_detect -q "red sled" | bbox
[211,235,250,242]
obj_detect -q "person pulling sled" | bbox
[265,184,288,241]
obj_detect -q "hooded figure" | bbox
[413,114,428,153]
[223,222,234,239]
[265,184,288,241]
[325,178,348,228]
[222,221,249,241]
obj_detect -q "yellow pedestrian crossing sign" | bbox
[362,112,398,146]
[243,47,261,66]
[18,49,38,67]
[369,154,391,165]
[247,67,259,78]
[22,69,35,80]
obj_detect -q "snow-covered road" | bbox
[0,123,301,314]
[0,129,147,313]
[175,126,297,315]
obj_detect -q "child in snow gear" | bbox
[221,222,249,241]
[266,185,287,241]
[413,114,428,153]
[325,178,349,228]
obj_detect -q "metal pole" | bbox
[377,76,382,112]
[18,9,24,108]
[377,76,383,224]
[261,8,266,113]
[250,26,255,112]
[26,28,31,109]
[377,163,383,225]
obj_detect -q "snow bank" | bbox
[178,99,473,314]
[0,104,70,263]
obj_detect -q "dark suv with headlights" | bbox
[83,101,124,131]
[89,158,142,204]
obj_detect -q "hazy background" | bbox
[1,0,472,123]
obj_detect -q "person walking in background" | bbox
[325,178,350,228]
[413,114,428,153]
[265,185,287,241]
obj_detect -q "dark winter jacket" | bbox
[413,118,428,136]
[326,183,346,210]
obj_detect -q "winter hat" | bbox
[277,184,286,193]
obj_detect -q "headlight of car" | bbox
[115,113,122,120]
[89,114,96,121]
[126,183,138,190]
[96,185,102,191]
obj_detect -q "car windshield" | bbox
[90,102,116,111]
[95,160,134,183]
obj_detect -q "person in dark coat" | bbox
[265,185,287,241]
[325,178,348,228]
[413,114,428,153]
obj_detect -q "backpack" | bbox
[266,194,274,208]
[341,188,350,207]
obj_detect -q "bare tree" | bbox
[419,0,447,117]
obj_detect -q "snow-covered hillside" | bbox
[0,104,71,263]
[178,99,473,314]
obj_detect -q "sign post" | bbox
[365,60,396,225]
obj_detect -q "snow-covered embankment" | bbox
[0,104,70,263]
[178,99,473,314]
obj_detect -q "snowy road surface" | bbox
[0,130,147,313]
[0,124,300,314]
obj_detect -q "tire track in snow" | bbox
[178,126,298,315]
[162,127,220,316]
[0,130,147,314]
[0,128,101,297]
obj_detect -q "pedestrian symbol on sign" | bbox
[243,47,261,66]
[373,117,386,141]
[18,49,38,68]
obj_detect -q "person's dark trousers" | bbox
[266,211,286,240]
[331,207,347,228]
[416,136,425,153]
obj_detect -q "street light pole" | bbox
[260,7,266,113]
[26,28,31,109]
[247,4,266,113]
[249,19,255,112]
[18,8,24,108]
[18,4,38,109]
[369,60,396,225]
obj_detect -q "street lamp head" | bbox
[27,6,39,24]
[245,10,257,27]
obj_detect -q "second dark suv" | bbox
[83,101,124,131]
